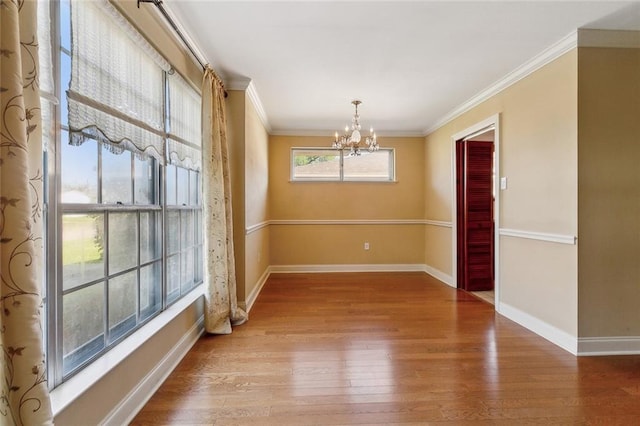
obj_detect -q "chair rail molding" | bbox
[499,228,577,245]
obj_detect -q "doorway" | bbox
[452,116,499,307]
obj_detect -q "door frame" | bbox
[450,114,501,311]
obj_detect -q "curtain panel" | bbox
[0,0,53,424]
[202,67,247,334]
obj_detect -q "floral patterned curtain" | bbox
[0,0,53,425]
[0,0,53,424]
[201,66,247,333]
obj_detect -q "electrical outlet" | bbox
[364,242,370,250]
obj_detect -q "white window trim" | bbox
[290,147,396,183]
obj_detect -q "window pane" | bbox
[61,132,98,203]
[140,261,161,321]
[167,255,180,304]
[181,210,194,249]
[181,248,194,293]
[189,170,199,206]
[177,166,189,206]
[343,150,393,181]
[135,155,156,205]
[292,149,340,180]
[166,164,177,205]
[108,271,137,343]
[63,283,105,374]
[108,212,137,274]
[63,213,104,290]
[102,146,132,204]
[167,209,180,255]
[140,211,161,263]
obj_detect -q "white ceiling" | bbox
[166,1,640,136]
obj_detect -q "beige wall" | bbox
[578,46,640,337]
[244,95,270,301]
[424,50,579,336]
[225,91,247,301]
[269,136,425,266]
[225,89,270,305]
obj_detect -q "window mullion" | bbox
[136,211,141,324]
[103,212,110,345]
[49,0,63,388]
[161,70,168,310]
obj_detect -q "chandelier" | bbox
[332,100,379,155]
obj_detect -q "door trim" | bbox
[450,114,501,311]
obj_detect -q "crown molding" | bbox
[246,81,272,133]
[270,129,425,137]
[578,29,640,48]
[424,30,578,136]
[227,78,251,91]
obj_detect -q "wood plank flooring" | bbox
[132,272,640,425]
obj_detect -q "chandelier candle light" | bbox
[332,100,379,155]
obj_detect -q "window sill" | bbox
[289,180,398,183]
[50,283,205,416]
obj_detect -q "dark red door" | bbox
[456,140,494,291]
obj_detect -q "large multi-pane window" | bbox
[48,0,203,384]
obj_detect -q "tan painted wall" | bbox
[53,3,206,421]
[225,91,247,301]
[578,46,640,337]
[424,50,579,336]
[269,136,425,266]
[244,96,270,301]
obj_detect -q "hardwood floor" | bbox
[132,272,640,425]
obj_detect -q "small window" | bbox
[291,148,395,182]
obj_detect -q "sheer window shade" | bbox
[37,0,54,98]
[37,0,55,152]
[168,73,202,171]
[68,0,170,162]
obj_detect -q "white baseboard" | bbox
[101,315,205,426]
[498,302,578,355]
[245,266,272,313]
[270,264,427,273]
[423,264,454,287]
[578,336,640,356]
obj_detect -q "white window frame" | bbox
[291,147,396,182]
